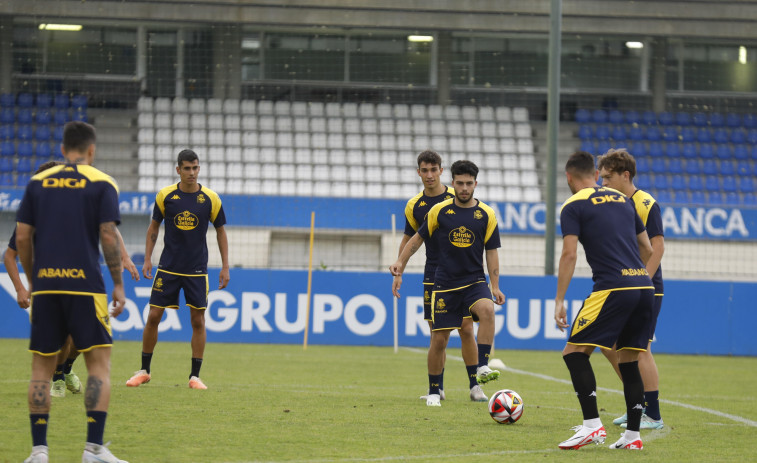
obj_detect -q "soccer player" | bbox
[597,148,665,430]
[553,151,655,451]
[390,160,505,407]
[16,121,129,463]
[126,149,229,390]
[395,151,487,402]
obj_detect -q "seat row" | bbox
[1,141,63,158]
[576,108,757,129]
[637,174,755,194]
[0,156,61,174]
[137,97,530,123]
[647,189,756,207]
[1,93,88,110]
[0,108,88,126]
[637,157,757,177]
[579,124,757,144]
[579,140,757,161]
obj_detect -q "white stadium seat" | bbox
[138,113,153,128]
[512,107,529,122]
[138,145,155,161]
[208,114,224,130]
[410,104,427,120]
[240,100,256,114]
[154,97,171,113]
[207,98,223,114]
[223,99,240,114]
[495,107,512,122]
[225,130,241,147]
[225,147,242,162]
[172,97,188,113]
[461,106,478,121]
[137,97,154,112]
[173,114,189,129]
[137,128,154,144]
[257,100,274,115]
[155,113,172,129]
[274,101,291,116]
[188,98,206,113]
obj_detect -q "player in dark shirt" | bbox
[553,151,654,451]
[127,149,229,390]
[391,160,505,407]
[597,149,666,430]
[16,121,128,463]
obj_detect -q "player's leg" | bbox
[126,305,163,387]
[599,344,622,380]
[635,294,663,428]
[62,337,82,394]
[469,293,499,384]
[26,353,57,462]
[459,319,485,401]
[50,338,71,398]
[420,321,446,400]
[426,329,450,406]
[186,275,209,389]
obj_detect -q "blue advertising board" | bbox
[1,267,755,355]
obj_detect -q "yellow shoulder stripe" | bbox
[30,164,66,181]
[478,201,499,244]
[632,189,656,225]
[426,197,454,236]
[560,187,596,212]
[404,191,424,232]
[201,186,224,223]
[155,184,178,217]
[76,165,120,193]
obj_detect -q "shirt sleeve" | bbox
[484,225,501,250]
[15,181,36,227]
[403,200,417,236]
[634,209,646,235]
[99,183,121,225]
[212,204,227,228]
[417,220,430,242]
[152,194,165,223]
[560,203,581,237]
[7,227,17,251]
[644,202,664,238]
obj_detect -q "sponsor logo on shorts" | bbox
[154,277,164,292]
[449,226,474,248]
[175,210,199,230]
[621,268,649,276]
[424,290,430,302]
[436,298,447,313]
[37,268,86,279]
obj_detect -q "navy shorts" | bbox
[648,294,663,342]
[423,282,433,321]
[29,292,112,355]
[430,281,492,331]
[568,287,655,351]
[149,269,209,310]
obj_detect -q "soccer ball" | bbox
[488,389,524,424]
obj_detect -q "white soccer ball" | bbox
[488,389,524,424]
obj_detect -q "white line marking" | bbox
[404,347,757,427]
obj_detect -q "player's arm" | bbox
[4,247,30,309]
[101,221,125,317]
[393,233,412,292]
[646,235,664,277]
[554,234,578,331]
[142,219,161,279]
[116,227,139,281]
[485,248,505,305]
[636,230,653,266]
[389,232,424,298]
[15,223,34,292]
[216,225,230,289]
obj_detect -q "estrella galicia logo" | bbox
[449,226,474,248]
[175,210,199,230]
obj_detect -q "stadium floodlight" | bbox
[407,35,434,42]
[39,24,83,31]
[739,46,747,64]
[625,41,644,49]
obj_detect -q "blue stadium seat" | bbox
[575,109,591,123]
[720,160,735,176]
[16,125,33,141]
[73,111,87,122]
[680,127,695,142]
[0,108,14,124]
[54,94,70,110]
[736,160,750,176]
[578,125,593,140]
[651,158,666,173]
[624,110,640,124]
[596,140,612,154]
[17,142,33,157]
[35,125,50,141]
[668,158,683,174]
[731,129,746,144]
[17,108,33,124]
[653,174,669,190]
[0,141,14,157]
[666,143,680,158]
[611,125,626,140]
[658,111,674,126]
[662,127,678,142]
[36,142,52,158]
[748,129,757,144]
[594,125,611,140]
[579,140,594,153]
[713,129,729,144]
[648,142,663,157]
[734,144,749,160]
[671,190,688,204]
[0,93,14,108]
[684,159,701,175]
[16,157,32,173]
[692,112,708,127]
[72,95,88,110]
[705,176,720,192]
[0,157,13,172]
[655,189,673,204]
[645,126,661,141]
[675,112,692,126]
[687,175,703,190]
[608,110,624,124]
[709,112,725,127]
[53,126,64,142]
[592,109,608,123]
[724,192,740,206]
[636,157,650,174]
[16,173,31,186]
[682,143,697,159]
[716,145,732,160]
[743,114,757,129]
[33,158,47,172]
[35,109,51,125]
[636,175,651,190]
[739,177,755,193]
[696,128,711,143]
[17,93,33,108]
[52,147,64,160]
[641,111,657,125]
[36,94,52,108]
[627,126,644,141]
[54,110,70,125]
[0,124,13,140]
[690,190,706,205]
[722,176,737,193]
[726,113,742,128]
[744,192,757,206]
[699,144,714,159]
[707,191,724,205]
[751,146,757,161]
[0,172,13,186]
[702,159,718,175]
[671,174,686,190]
[626,141,646,157]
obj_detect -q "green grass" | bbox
[1,339,755,462]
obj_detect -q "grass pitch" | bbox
[0,339,755,462]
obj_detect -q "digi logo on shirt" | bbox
[41,178,87,189]
[590,194,626,205]
[174,210,199,230]
[449,226,474,248]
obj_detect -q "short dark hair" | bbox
[450,160,478,179]
[565,151,596,178]
[177,149,199,166]
[34,161,61,175]
[417,150,442,168]
[62,121,96,153]
[597,148,636,180]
